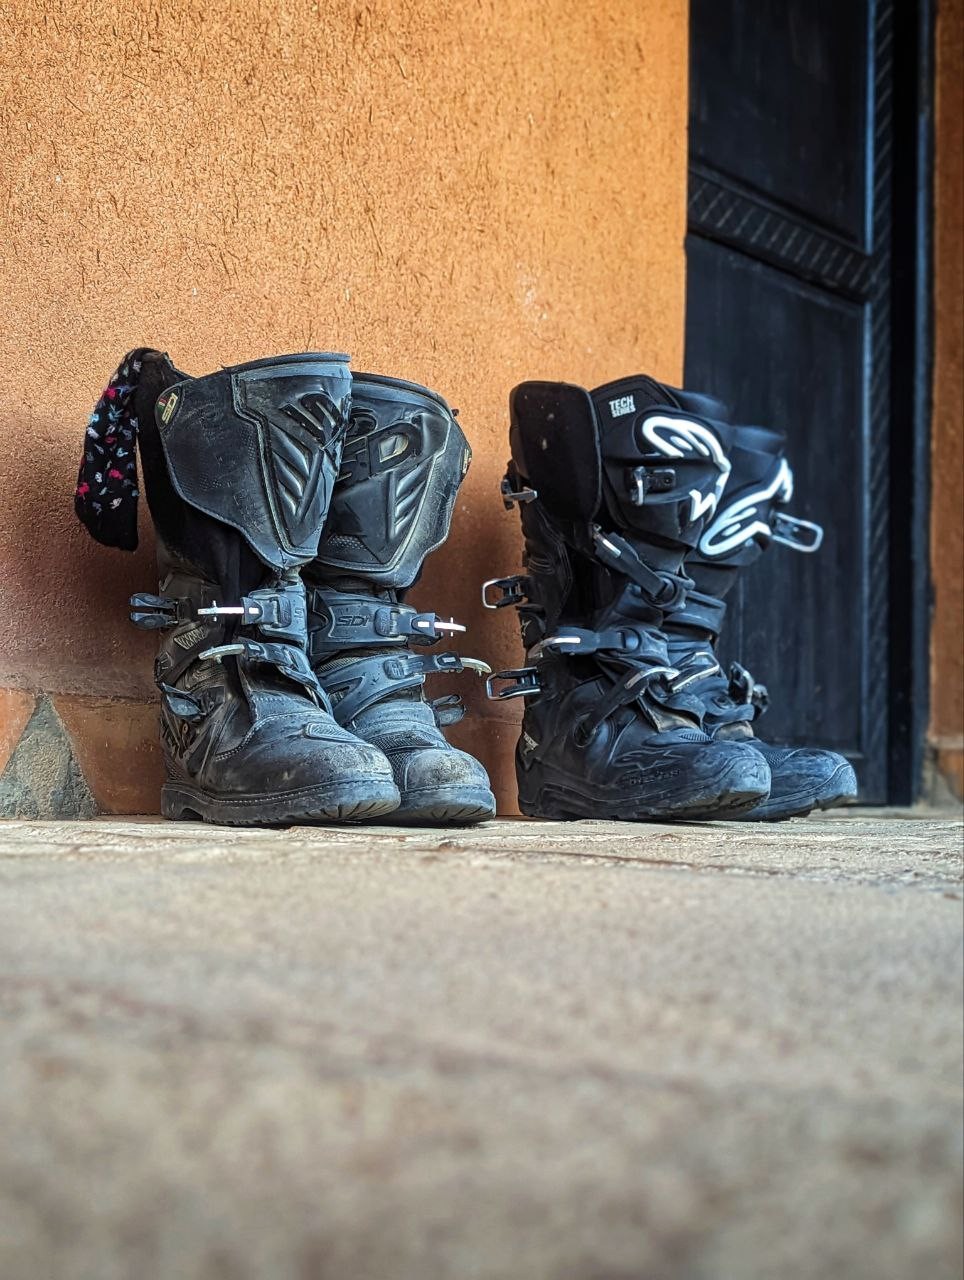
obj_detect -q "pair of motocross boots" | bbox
[485,374,858,822]
[76,351,495,826]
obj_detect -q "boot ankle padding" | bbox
[509,382,603,521]
[155,355,351,573]
[509,377,735,548]
[314,372,471,589]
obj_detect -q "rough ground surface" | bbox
[0,812,961,1280]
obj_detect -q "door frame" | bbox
[886,0,934,803]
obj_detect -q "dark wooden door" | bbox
[685,0,931,803]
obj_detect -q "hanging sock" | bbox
[73,347,162,551]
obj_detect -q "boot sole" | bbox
[161,779,401,826]
[734,761,859,823]
[517,755,770,822]
[385,786,496,826]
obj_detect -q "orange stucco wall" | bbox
[929,0,964,800]
[0,1,689,814]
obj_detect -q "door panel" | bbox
[685,237,867,756]
[685,0,895,801]
[689,0,870,244]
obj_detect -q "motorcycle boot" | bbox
[78,349,400,825]
[484,375,772,821]
[305,373,496,825]
[665,423,858,820]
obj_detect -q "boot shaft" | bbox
[313,372,470,590]
[136,351,352,587]
[495,375,736,655]
[672,423,824,642]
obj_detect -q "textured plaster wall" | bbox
[0,0,689,813]
[930,0,964,800]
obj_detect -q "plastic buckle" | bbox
[431,694,466,727]
[481,575,529,610]
[410,614,467,639]
[500,476,538,510]
[130,593,182,630]
[626,466,676,506]
[485,668,542,700]
[771,512,824,553]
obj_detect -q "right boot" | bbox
[305,372,496,825]
[664,422,858,820]
[76,349,400,826]
[485,376,771,821]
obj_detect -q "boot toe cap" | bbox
[397,745,492,795]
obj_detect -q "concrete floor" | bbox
[0,813,961,1280]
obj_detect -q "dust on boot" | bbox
[664,424,858,821]
[75,350,400,826]
[485,376,772,821]
[304,373,496,825]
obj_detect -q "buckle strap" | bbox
[208,639,324,699]
[573,666,670,742]
[771,512,824,553]
[307,588,465,656]
[590,527,692,612]
[528,625,670,664]
[130,593,192,630]
[131,585,308,645]
[666,648,722,691]
[320,650,491,725]
[669,588,728,639]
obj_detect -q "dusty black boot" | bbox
[665,423,858,821]
[485,377,771,821]
[305,373,496,825]
[77,350,400,825]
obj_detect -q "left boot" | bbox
[664,423,858,820]
[304,373,496,824]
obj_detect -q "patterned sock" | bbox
[74,348,161,551]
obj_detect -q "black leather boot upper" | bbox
[487,375,771,820]
[123,352,399,824]
[305,373,495,824]
[663,422,857,819]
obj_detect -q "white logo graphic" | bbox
[609,395,636,418]
[698,458,794,558]
[639,414,732,523]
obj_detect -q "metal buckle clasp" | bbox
[485,668,542,700]
[626,466,676,506]
[481,575,529,610]
[197,598,266,621]
[771,512,824,553]
[197,643,246,663]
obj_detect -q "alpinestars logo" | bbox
[639,414,732,523]
[699,458,794,558]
